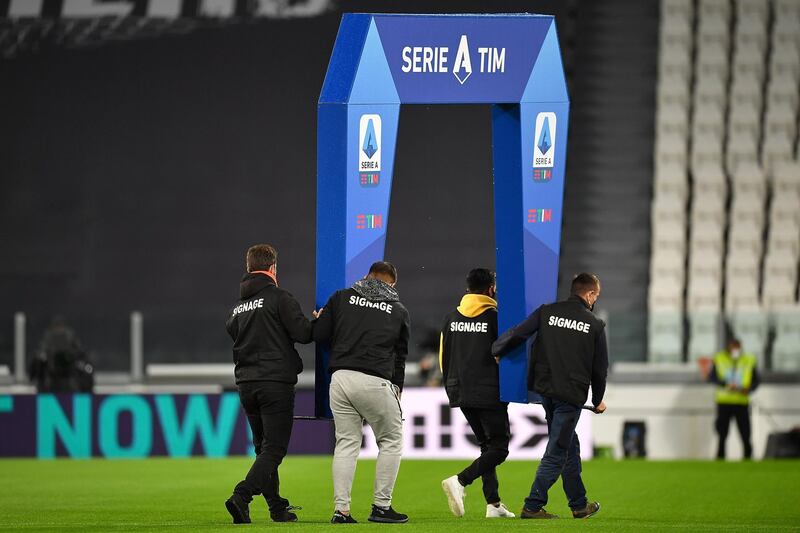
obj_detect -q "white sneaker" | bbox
[486,502,515,518]
[441,475,465,517]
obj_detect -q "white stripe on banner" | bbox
[6,0,332,19]
[360,388,593,460]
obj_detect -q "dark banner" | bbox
[0,391,332,458]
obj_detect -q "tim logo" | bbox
[359,114,381,187]
[400,35,506,86]
[356,214,383,230]
[528,208,553,223]
[533,112,556,180]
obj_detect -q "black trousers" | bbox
[234,381,295,512]
[457,407,511,504]
[716,403,752,459]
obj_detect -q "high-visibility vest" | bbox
[713,351,756,405]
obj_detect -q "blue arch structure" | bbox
[316,13,569,417]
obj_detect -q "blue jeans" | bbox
[524,396,587,511]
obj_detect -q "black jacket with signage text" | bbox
[313,279,410,389]
[225,273,313,385]
[439,294,506,410]
[491,295,608,407]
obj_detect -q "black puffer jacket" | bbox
[225,273,313,384]
[313,279,410,389]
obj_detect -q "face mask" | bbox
[731,349,741,359]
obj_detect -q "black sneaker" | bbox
[368,504,409,523]
[271,505,301,522]
[225,494,251,524]
[331,510,358,524]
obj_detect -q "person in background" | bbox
[313,261,410,524]
[491,273,607,520]
[439,268,515,519]
[224,244,314,524]
[708,338,759,460]
[29,315,93,393]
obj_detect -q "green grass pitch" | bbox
[1,457,798,532]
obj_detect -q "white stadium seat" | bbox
[772,309,800,371]
[651,247,686,285]
[728,222,764,256]
[687,311,722,360]
[648,311,685,362]
[772,162,800,191]
[693,163,727,195]
[652,218,687,253]
[649,277,685,311]
[725,275,761,314]
[767,76,800,109]
[728,310,769,366]
[689,246,723,279]
[765,100,799,138]
[762,132,795,173]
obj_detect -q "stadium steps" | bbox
[557,0,659,362]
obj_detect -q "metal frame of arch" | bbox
[315,13,570,417]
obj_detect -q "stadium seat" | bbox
[726,250,760,279]
[729,105,761,139]
[651,247,686,285]
[732,45,765,80]
[772,309,800,371]
[729,198,765,228]
[728,222,764,256]
[695,75,727,107]
[652,191,686,222]
[762,133,794,173]
[772,161,800,192]
[770,189,800,220]
[763,248,799,282]
[689,246,723,279]
[648,311,685,363]
[657,78,691,108]
[729,310,769,367]
[691,189,726,224]
[766,75,799,109]
[687,311,722,361]
[661,19,693,49]
[767,222,800,256]
[770,50,800,82]
[730,161,767,195]
[724,274,761,313]
[730,74,762,107]
[649,277,685,310]
[765,101,798,138]
[687,272,722,312]
[692,163,727,195]
[657,102,690,135]
[661,0,693,20]
[655,173,689,201]
[653,219,687,253]
[725,135,759,173]
[763,278,798,310]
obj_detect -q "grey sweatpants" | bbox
[330,369,403,511]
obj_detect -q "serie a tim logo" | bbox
[359,114,381,187]
[533,112,556,183]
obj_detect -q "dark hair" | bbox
[727,338,742,349]
[246,244,278,272]
[368,261,397,283]
[466,268,496,294]
[570,272,600,295]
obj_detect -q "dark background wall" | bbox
[0,0,656,371]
